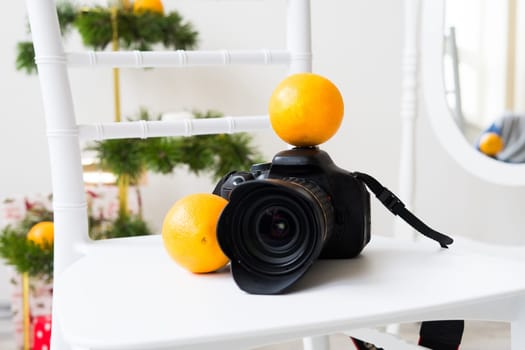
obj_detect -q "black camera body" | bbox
[214,147,371,295]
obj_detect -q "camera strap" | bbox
[352,172,454,248]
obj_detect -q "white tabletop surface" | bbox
[55,234,525,349]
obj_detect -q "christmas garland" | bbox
[16,1,198,74]
[0,227,54,280]
[90,109,264,183]
[0,206,54,280]
[0,204,153,280]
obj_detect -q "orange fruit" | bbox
[133,0,164,14]
[479,132,504,156]
[268,73,344,147]
[121,0,132,10]
[27,221,54,247]
[162,193,229,273]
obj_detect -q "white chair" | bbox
[25,0,525,349]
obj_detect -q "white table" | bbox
[54,235,525,350]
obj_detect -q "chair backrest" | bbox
[25,0,312,277]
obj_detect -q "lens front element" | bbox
[256,206,298,250]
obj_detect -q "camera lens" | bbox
[217,178,334,280]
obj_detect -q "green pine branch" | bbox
[0,227,54,281]
[16,2,199,73]
[57,1,77,35]
[0,205,54,280]
[100,214,154,239]
[16,42,36,74]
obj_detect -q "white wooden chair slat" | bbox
[76,115,271,141]
[65,50,291,68]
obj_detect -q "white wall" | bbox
[1,0,522,304]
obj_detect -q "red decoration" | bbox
[32,315,52,350]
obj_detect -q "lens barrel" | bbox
[217,177,334,294]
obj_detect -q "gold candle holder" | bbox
[22,273,30,350]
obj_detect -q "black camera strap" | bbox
[352,172,454,248]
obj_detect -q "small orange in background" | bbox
[479,132,504,156]
[268,73,344,147]
[162,193,229,273]
[133,0,164,14]
[27,221,54,247]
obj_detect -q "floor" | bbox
[0,318,510,349]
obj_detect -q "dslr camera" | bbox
[214,147,371,295]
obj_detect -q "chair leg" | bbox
[511,300,525,350]
[511,321,525,349]
[50,314,73,350]
[303,335,330,350]
[50,332,71,350]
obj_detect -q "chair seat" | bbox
[55,235,525,350]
